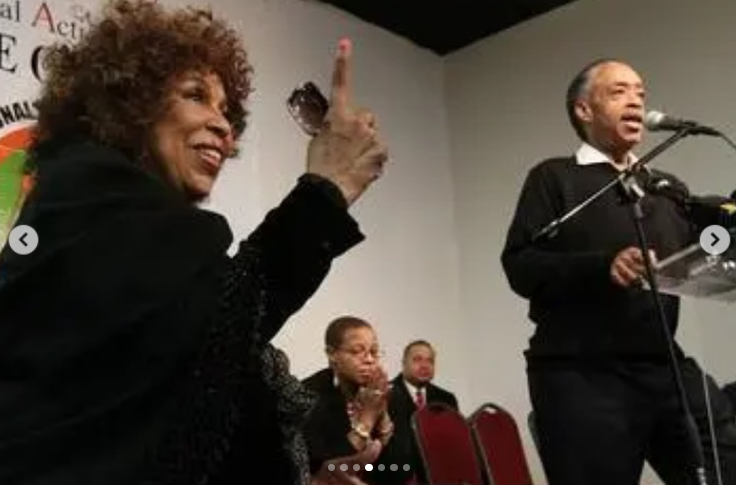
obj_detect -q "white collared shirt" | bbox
[403,379,425,404]
[575,142,638,171]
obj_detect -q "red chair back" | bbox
[412,402,484,485]
[469,403,534,485]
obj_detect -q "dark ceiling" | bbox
[313,0,578,56]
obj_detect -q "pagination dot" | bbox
[365,464,374,471]
[327,464,335,471]
[390,464,398,471]
[403,464,411,471]
[378,464,385,471]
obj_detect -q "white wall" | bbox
[446,0,736,482]
[189,0,469,403]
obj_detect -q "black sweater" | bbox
[501,156,696,364]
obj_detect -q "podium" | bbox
[651,232,736,301]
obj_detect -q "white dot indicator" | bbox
[365,464,373,471]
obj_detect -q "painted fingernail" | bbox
[338,37,351,54]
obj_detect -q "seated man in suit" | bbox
[723,380,736,414]
[303,316,412,485]
[389,340,458,484]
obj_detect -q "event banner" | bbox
[0,0,91,249]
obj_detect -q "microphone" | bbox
[644,174,690,202]
[644,110,721,136]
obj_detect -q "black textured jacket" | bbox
[0,139,364,485]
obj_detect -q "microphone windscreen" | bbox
[644,110,666,131]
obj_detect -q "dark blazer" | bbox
[303,368,413,485]
[0,139,363,485]
[388,374,458,484]
[724,382,736,414]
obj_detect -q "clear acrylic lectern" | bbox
[652,233,736,301]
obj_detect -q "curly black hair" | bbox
[30,0,252,169]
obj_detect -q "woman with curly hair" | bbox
[0,1,388,484]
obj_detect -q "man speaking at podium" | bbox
[501,59,736,485]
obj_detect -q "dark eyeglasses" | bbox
[286,81,329,137]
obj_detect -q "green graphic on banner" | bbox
[0,152,25,240]
[0,127,32,250]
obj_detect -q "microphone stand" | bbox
[533,126,708,485]
[533,128,692,242]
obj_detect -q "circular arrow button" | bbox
[8,225,39,255]
[700,225,730,256]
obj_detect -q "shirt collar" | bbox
[575,142,638,169]
[403,379,423,397]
